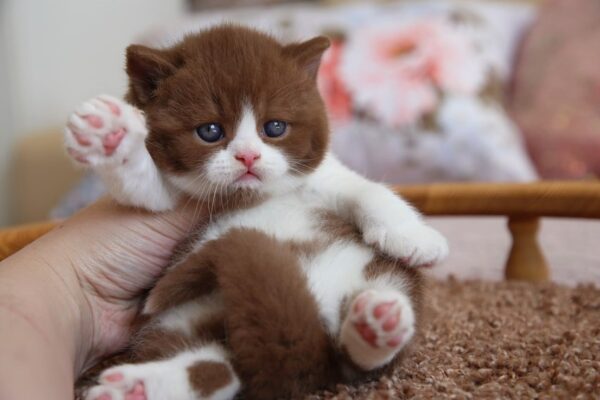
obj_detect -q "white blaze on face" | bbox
[205,105,291,190]
[228,106,261,157]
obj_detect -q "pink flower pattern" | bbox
[317,40,353,123]
[319,18,485,128]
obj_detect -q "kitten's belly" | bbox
[198,191,376,335]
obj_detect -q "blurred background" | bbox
[0,0,186,226]
[1,0,599,228]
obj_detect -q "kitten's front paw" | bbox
[64,95,146,167]
[363,220,448,266]
[340,289,415,370]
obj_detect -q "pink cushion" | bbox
[509,0,600,179]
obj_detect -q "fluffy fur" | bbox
[64,25,448,400]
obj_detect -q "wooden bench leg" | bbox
[505,216,550,282]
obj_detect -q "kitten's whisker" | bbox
[191,196,202,229]
[182,176,212,224]
[219,182,227,212]
[209,181,219,222]
[183,175,207,212]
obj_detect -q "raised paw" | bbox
[65,95,146,167]
[363,220,449,267]
[340,289,415,370]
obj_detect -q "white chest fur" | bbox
[200,189,327,246]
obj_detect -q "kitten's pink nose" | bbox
[235,151,261,168]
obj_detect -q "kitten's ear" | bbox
[283,36,331,80]
[125,44,178,106]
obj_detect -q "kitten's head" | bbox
[125,25,330,200]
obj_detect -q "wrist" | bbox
[0,302,76,400]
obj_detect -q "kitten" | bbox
[65,25,448,400]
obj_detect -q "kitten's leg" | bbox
[64,95,178,211]
[143,247,218,315]
[335,258,423,372]
[308,153,448,266]
[205,228,338,399]
[85,343,240,400]
[87,294,238,400]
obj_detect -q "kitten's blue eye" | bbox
[263,120,287,138]
[196,123,224,143]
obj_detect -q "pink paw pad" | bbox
[373,302,394,318]
[89,377,146,400]
[125,382,146,400]
[104,372,123,382]
[100,98,122,116]
[355,322,377,346]
[353,295,369,314]
[72,130,92,146]
[102,128,126,156]
[386,335,404,347]
[82,114,104,129]
[349,291,410,349]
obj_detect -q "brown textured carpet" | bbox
[310,279,600,399]
[77,279,600,399]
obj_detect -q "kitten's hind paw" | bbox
[85,351,240,400]
[85,366,147,400]
[340,289,415,371]
[64,95,147,167]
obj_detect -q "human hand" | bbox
[0,197,205,399]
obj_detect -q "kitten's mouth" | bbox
[236,170,261,183]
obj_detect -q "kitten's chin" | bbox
[232,173,262,190]
[236,171,261,183]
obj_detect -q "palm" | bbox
[64,199,203,367]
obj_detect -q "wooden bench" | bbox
[2,182,600,282]
[397,182,600,281]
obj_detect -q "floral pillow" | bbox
[144,0,538,183]
[314,2,539,183]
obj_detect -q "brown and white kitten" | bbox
[65,25,448,400]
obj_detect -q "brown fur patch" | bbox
[188,361,233,397]
[202,228,343,399]
[146,217,320,316]
[318,209,363,243]
[145,249,218,315]
[132,328,196,361]
[192,312,227,344]
[364,256,424,321]
[132,313,226,363]
[164,193,267,270]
